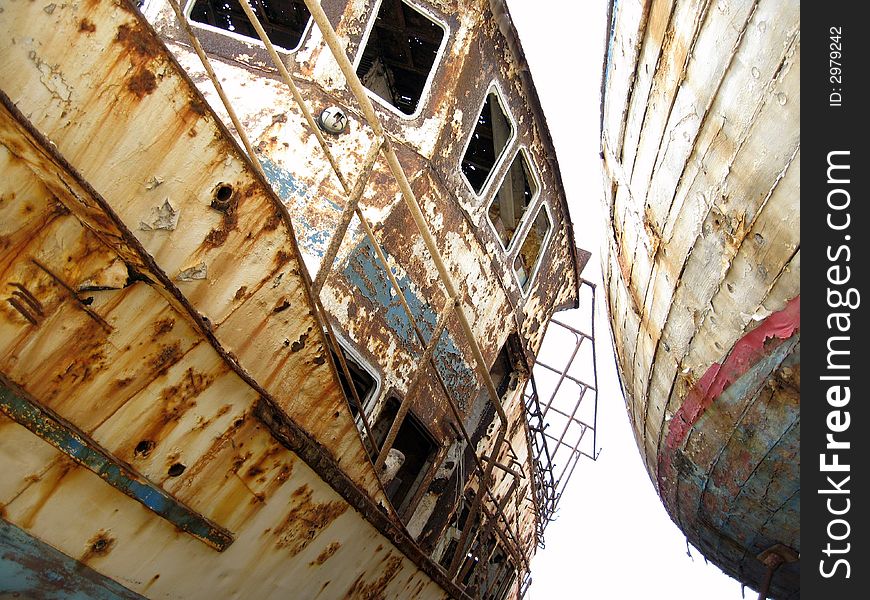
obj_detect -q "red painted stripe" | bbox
[665,295,800,451]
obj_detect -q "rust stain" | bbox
[150,341,182,376]
[346,554,404,599]
[274,249,291,266]
[142,573,161,592]
[309,541,341,566]
[114,23,161,59]
[127,68,157,98]
[79,19,97,34]
[274,484,348,556]
[152,317,175,337]
[159,368,214,423]
[188,98,208,116]
[80,530,115,563]
[263,212,282,231]
[47,332,108,395]
[113,376,134,389]
[203,204,239,248]
[20,459,74,529]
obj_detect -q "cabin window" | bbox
[482,549,516,600]
[356,0,446,116]
[438,496,472,569]
[464,337,521,437]
[331,344,378,417]
[189,0,312,51]
[513,205,551,292]
[487,150,538,250]
[461,88,514,194]
[372,398,436,512]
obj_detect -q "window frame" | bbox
[331,334,382,419]
[484,146,542,253]
[352,0,451,120]
[458,82,517,199]
[372,396,438,515]
[511,201,553,297]
[185,0,314,55]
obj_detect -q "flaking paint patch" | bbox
[665,296,800,452]
[27,49,72,103]
[260,156,364,276]
[342,238,477,408]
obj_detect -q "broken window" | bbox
[356,0,446,115]
[488,151,538,249]
[513,205,551,292]
[482,548,516,600]
[438,495,473,570]
[190,0,312,51]
[331,344,377,417]
[464,336,522,441]
[461,89,514,194]
[372,398,436,513]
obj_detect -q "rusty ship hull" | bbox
[1,1,596,598]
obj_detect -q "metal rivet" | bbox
[318,106,349,135]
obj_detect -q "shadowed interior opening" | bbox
[462,91,513,194]
[356,0,445,115]
[190,0,311,51]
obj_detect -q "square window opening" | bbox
[461,90,514,194]
[488,151,538,249]
[464,338,520,434]
[331,345,377,417]
[513,206,552,292]
[356,0,446,116]
[372,398,436,513]
[190,0,312,52]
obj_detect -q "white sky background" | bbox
[505,1,747,598]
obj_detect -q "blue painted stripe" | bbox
[1,518,145,599]
[0,379,233,551]
[343,239,478,409]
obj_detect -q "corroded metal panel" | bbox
[0,0,385,503]
[147,0,585,573]
[601,0,800,597]
[0,87,455,600]
[2,0,593,596]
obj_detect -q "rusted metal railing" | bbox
[169,0,530,589]
[523,280,600,548]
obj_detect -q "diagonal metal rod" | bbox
[183,0,524,581]
[373,299,454,471]
[166,0,265,180]
[312,137,384,294]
